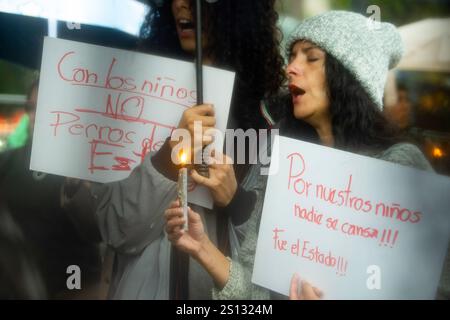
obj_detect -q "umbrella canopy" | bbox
[0,11,141,70]
[397,18,450,72]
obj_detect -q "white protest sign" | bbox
[252,135,450,299]
[31,37,235,209]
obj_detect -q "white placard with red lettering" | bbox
[31,37,235,209]
[252,135,450,299]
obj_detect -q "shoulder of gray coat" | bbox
[377,143,433,172]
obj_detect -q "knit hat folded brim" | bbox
[287,11,404,109]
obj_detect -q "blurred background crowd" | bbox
[2,0,449,175]
[0,0,449,299]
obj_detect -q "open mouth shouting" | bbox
[176,18,196,38]
[289,84,306,104]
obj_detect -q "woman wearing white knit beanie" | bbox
[284,10,408,152]
[164,11,441,300]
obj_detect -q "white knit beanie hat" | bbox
[287,11,404,109]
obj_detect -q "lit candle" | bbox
[178,151,188,230]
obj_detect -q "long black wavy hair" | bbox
[325,54,400,153]
[139,0,285,130]
[282,47,400,154]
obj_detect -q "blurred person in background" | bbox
[385,84,413,131]
[0,78,103,299]
[0,201,46,299]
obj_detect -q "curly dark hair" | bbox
[282,48,400,154]
[139,0,285,130]
[325,54,400,153]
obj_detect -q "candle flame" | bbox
[180,151,188,165]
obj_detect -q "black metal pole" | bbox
[170,0,207,300]
[195,0,203,105]
[194,0,209,178]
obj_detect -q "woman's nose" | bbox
[286,61,304,78]
[173,0,191,10]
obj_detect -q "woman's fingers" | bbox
[164,206,185,236]
[195,115,216,127]
[167,228,184,242]
[190,104,215,117]
[206,151,233,168]
[202,135,214,145]
[165,217,186,233]
[190,169,215,189]
[191,126,215,150]
[289,273,323,300]
[289,273,300,300]
[168,199,180,209]
[164,207,184,220]
[187,207,202,223]
[301,281,321,300]
[313,287,323,298]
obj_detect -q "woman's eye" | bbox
[307,57,319,62]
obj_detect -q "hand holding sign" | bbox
[289,274,323,300]
[190,151,237,207]
[252,136,450,299]
[31,37,235,209]
[169,104,216,155]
